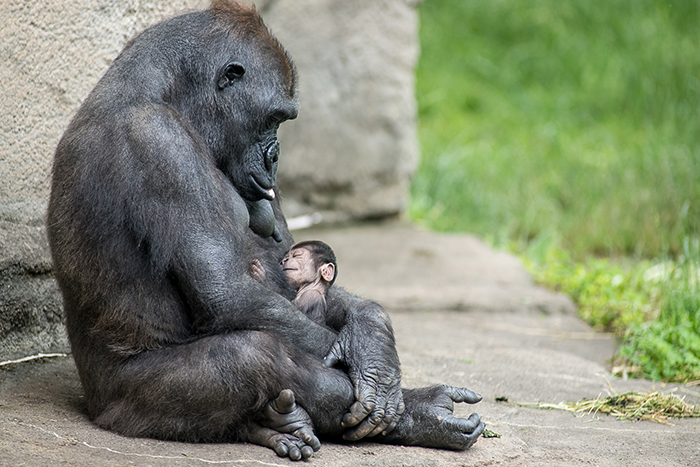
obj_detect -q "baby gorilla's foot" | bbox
[249,389,321,461]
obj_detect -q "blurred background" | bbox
[411,0,700,383]
[413,0,699,259]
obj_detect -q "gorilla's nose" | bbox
[265,140,280,172]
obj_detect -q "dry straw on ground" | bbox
[524,389,700,425]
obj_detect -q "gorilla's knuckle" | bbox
[368,410,385,425]
[397,401,406,415]
[361,366,381,383]
[362,400,376,413]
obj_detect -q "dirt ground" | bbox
[1,222,698,466]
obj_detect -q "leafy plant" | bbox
[523,243,658,333]
[618,239,700,381]
[522,236,700,382]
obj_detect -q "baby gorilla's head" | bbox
[280,240,337,291]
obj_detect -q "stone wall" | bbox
[262,0,420,221]
[0,0,419,358]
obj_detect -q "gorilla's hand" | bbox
[324,302,405,441]
[250,389,321,461]
[390,385,485,450]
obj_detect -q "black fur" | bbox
[47,0,483,458]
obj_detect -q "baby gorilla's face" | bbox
[280,247,318,290]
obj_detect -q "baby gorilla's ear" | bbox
[320,263,335,283]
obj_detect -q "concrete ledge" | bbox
[1,309,697,466]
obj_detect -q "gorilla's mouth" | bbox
[249,174,276,201]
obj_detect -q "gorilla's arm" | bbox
[127,105,403,437]
[173,227,409,442]
[171,225,338,358]
[323,288,405,439]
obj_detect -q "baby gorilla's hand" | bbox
[249,389,321,461]
[250,259,269,286]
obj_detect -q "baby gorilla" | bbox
[252,240,336,326]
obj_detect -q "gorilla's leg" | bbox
[90,330,354,449]
[89,331,482,455]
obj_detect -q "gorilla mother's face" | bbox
[211,34,298,203]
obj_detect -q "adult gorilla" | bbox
[47,0,484,460]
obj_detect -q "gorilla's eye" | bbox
[217,62,246,89]
[226,63,245,80]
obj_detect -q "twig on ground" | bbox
[0,353,69,367]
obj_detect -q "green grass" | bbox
[522,237,660,333]
[412,0,700,258]
[411,0,700,382]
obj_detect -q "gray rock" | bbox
[260,0,420,220]
[0,0,208,358]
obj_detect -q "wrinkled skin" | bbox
[385,386,486,450]
[46,0,484,460]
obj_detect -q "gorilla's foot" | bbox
[250,389,321,460]
[247,426,317,461]
[382,385,485,450]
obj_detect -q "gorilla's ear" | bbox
[217,62,246,89]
